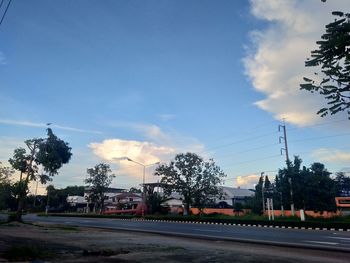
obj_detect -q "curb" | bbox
[129,218,350,232]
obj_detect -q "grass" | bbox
[37,212,350,229]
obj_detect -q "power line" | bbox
[222,154,281,169]
[213,142,280,159]
[0,0,12,27]
[290,132,350,144]
[287,118,349,133]
[205,130,278,152]
[205,120,278,145]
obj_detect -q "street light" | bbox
[113,157,160,217]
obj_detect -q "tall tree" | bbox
[304,163,336,211]
[300,11,350,118]
[334,172,350,196]
[155,153,226,215]
[0,163,16,211]
[9,128,72,220]
[85,163,115,213]
[252,175,264,214]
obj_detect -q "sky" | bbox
[0,0,349,194]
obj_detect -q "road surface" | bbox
[24,214,350,252]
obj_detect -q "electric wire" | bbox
[0,0,12,27]
[289,132,350,143]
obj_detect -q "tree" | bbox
[44,185,85,212]
[85,163,115,213]
[304,163,336,212]
[0,163,16,211]
[129,187,141,193]
[155,153,226,215]
[300,11,350,118]
[145,186,167,214]
[252,175,264,214]
[9,128,72,220]
[275,157,336,213]
[334,172,350,196]
[233,202,243,216]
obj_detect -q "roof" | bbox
[84,187,126,194]
[220,186,254,198]
[115,192,142,199]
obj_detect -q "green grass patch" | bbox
[37,212,350,230]
[38,212,136,219]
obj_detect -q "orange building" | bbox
[335,197,350,215]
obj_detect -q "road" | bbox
[24,214,350,252]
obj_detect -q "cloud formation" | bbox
[89,123,207,183]
[235,174,260,188]
[89,139,175,182]
[312,148,350,164]
[0,119,102,134]
[244,0,349,126]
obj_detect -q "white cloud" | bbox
[244,0,350,127]
[312,148,350,164]
[0,119,102,134]
[89,139,175,182]
[235,174,260,188]
[89,123,207,183]
[108,121,206,153]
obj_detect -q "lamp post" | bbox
[113,157,159,217]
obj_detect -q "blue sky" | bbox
[0,0,349,193]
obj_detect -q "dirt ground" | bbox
[0,222,349,263]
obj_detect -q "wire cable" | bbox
[0,0,12,27]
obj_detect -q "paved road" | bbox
[24,214,350,252]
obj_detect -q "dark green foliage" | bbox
[44,185,85,212]
[36,128,72,177]
[144,184,167,214]
[0,163,16,211]
[335,172,350,196]
[129,187,141,193]
[270,157,337,212]
[8,149,27,175]
[155,153,226,215]
[233,202,243,215]
[85,163,115,213]
[300,11,350,118]
[8,128,72,220]
[252,176,263,214]
[304,163,336,211]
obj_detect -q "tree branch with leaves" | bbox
[8,128,72,221]
[300,11,350,118]
[155,153,226,215]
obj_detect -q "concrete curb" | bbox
[129,218,350,232]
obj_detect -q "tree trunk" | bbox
[184,202,190,216]
[16,193,25,221]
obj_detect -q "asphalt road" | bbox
[24,214,350,252]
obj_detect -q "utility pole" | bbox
[279,119,295,216]
[261,172,265,214]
